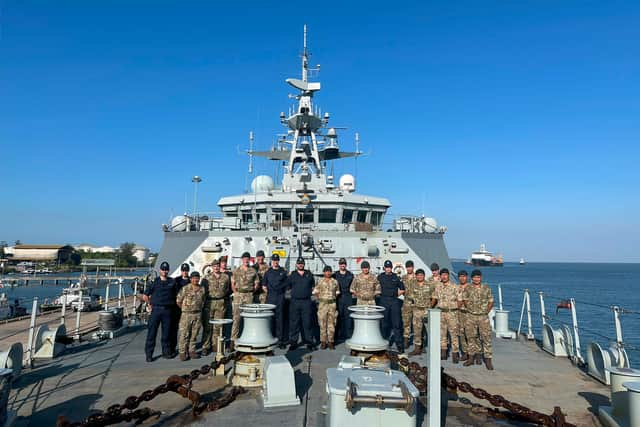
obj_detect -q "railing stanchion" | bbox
[517,289,526,338]
[570,298,584,364]
[525,289,534,340]
[60,296,66,326]
[539,292,546,326]
[75,289,83,340]
[498,284,504,311]
[104,282,109,310]
[25,297,38,368]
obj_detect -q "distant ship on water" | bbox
[520,257,526,265]
[468,244,504,267]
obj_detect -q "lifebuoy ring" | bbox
[393,263,406,277]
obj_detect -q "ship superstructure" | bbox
[156,26,452,277]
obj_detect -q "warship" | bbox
[156,26,452,279]
[2,26,639,427]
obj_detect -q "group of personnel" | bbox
[140,252,494,370]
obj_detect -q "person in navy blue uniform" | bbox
[170,263,191,354]
[262,253,289,348]
[333,257,354,341]
[378,260,405,352]
[288,257,316,351]
[141,261,177,362]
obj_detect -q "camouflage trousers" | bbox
[318,302,337,343]
[178,312,202,354]
[458,311,468,354]
[440,311,459,352]
[466,314,493,357]
[402,301,413,339]
[411,307,428,346]
[231,292,254,340]
[356,298,376,306]
[201,299,226,351]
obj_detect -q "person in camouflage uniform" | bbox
[230,252,259,351]
[313,265,340,349]
[200,259,231,356]
[457,270,470,362]
[176,271,206,361]
[401,260,417,348]
[408,269,435,356]
[350,261,381,305]
[432,268,462,363]
[462,269,494,370]
[252,250,269,304]
[428,263,441,286]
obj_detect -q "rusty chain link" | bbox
[56,352,245,427]
[388,352,575,427]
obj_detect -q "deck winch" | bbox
[224,304,298,408]
[345,305,392,368]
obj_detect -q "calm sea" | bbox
[2,263,640,365]
[451,261,640,366]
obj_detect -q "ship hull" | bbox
[471,259,503,267]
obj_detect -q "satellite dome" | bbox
[170,215,188,232]
[339,174,356,192]
[251,175,275,193]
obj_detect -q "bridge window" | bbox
[371,211,383,226]
[342,209,354,224]
[296,208,314,224]
[319,209,337,223]
[357,210,367,223]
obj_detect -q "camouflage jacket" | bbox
[401,272,417,299]
[458,284,469,312]
[176,285,206,313]
[433,281,461,310]
[412,281,434,308]
[350,273,381,300]
[253,262,269,282]
[462,284,494,315]
[203,272,230,299]
[313,277,340,302]
[232,266,258,293]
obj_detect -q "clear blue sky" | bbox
[1,1,639,262]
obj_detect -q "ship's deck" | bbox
[6,326,608,426]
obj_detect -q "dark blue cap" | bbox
[384,260,393,268]
[160,261,170,271]
[271,253,280,261]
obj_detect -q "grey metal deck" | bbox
[7,326,608,426]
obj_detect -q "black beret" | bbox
[458,270,468,277]
[256,250,265,257]
[440,268,450,275]
[190,271,200,278]
[405,260,414,267]
[361,261,370,269]
[416,269,425,275]
[471,269,482,277]
[241,252,251,258]
[430,263,440,271]
[323,265,332,272]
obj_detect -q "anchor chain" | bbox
[56,352,245,427]
[388,352,575,427]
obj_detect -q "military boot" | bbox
[179,353,188,361]
[463,354,475,366]
[484,357,494,370]
[328,342,335,350]
[190,352,200,360]
[475,354,482,365]
[460,352,468,362]
[441,349,448,360]
[409,345,422,356]
[452,352,460,364]
[404,338,410,349]
[201,349,210,357]
[320,342,327,350]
